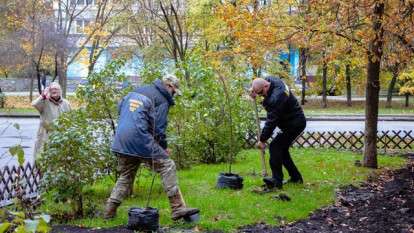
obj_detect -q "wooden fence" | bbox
[245,130,413,151]
[0,163,41,207]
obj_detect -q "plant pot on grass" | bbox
[127,207,159,232]
[216,172,244,190]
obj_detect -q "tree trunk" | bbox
[363,2,384,169]
[386,66,399,108]
[57,50,67,97]
[405,94,410,107]
[36,65,42,95]
[345,63,352,107]
[53,53,58,82]
[29,73,35,102]
[322,58,328,108]
[299,48,307,105]
[74,194,83,218]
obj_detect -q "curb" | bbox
[0,113,39,118]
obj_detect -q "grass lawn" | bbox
[302,99,414,115]
[40,148,406,232]
[0,108,38,114]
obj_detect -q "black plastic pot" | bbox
[127,207,159,232]
[216,172,244,190]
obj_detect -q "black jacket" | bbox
[134,79,175,149]
[260,77,305,142]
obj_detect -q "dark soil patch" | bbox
[51,225,207,233]
[239,161,414,233]
[51,225,133,233]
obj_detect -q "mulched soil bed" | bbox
[51,226,200,233]
[239,161,414,233]
[51,226,134,233]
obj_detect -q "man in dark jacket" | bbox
[250,76,306,190]
[104,74,199,220]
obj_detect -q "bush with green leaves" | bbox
[38,59,131,218]
[142,55,255,168]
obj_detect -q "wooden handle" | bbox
[253,99,268,177]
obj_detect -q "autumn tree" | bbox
[399,64,414,107]
[204,1,293,79]
[126,0,193,83]
[53,0,130,96]
[307,0,414,168]
[0,0,56,100]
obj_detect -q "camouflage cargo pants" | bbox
[108,153,179,205]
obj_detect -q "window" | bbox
[70,19,92,34]
[70,0,95,6]
[76,20,83,33]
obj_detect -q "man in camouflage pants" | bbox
[104,75,199,220]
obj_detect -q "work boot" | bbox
[263,177,283,189]
[168,190,199,221]
[103,201,120,219]
[283,177,303,185]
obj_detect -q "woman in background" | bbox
[32,82,71,159]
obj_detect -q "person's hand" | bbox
[42,87,50,99]
[249,88,257,100]
[257,141,266,150]
[165,148,171,156]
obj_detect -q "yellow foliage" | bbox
[399,68,414,95]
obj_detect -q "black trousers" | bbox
[268,121,306,183]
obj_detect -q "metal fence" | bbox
[1,130,413,207]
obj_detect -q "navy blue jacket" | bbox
[134,79,175,149]
[260,77,306,142]
[111,79,174,158]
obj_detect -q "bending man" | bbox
[250,76,306,190]
[104,75,199,220]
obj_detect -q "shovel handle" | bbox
[260,147,268,177]
[253,99,268,177]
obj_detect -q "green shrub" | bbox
[38,59,131,218]
[166,55,255,167]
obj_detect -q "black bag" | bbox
[127,207,159,232]
[216,172,244,190]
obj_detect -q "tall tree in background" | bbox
[399,63,414,107]
[0,0,55,100]
[85,1,130,76]
[129,0,193,83]
[54,0,128,96]
[308,0,414,168]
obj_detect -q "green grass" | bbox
[42,148,406,232]
[302,99,414,115]
[0,108,38,114]
[304,107,414,115]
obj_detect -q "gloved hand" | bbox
[257,141,266,150]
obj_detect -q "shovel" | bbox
[253,98,268,177]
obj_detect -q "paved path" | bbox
[1,117,413,168]
[0,118,38,168]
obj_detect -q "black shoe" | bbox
[263,177,283,189]
[283,178,303,185]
